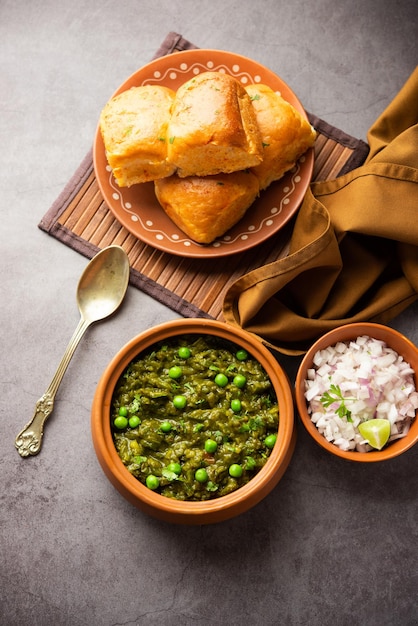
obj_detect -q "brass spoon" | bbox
[15,245,130,457]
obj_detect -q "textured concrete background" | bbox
[1,1,417,624]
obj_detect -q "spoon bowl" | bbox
[77,246,130,323]
[15,245,130,457]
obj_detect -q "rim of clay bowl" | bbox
[92,318,296,524]
[295,322,418,462]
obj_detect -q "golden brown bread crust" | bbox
[167,72,263,177]
[99,85,176,187]
[246,84,317,190]
[99,76,315,243]
[154,171,260,244]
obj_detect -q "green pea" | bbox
[264,434,277,449]
[204,439,218,454]
[160,421,172,433]
[231,399,242,413]
[146,474,160,490]
[118,406,128,416]
[128,416,141,428]
[114,416,128,429]
[167,462,182,475]
[168,365,182,379]
[195,468,208,483]
[173,395,187,409]
[215,372,228,387]
[233,374,247,388]
[178,346,191,359]
[236,349,248,361]
[229,464,243,478]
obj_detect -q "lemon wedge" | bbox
[358,419,391,450]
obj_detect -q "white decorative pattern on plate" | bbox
[93,49,314,258]
[141,60,263,88]
[106,160,304,249]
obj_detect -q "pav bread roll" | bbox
[154,171,260,244]
[99,85,176,187]
[167,72,263,177]
[246,84,317,190]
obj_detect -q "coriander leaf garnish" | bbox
[320,384,354,422]
[162,468,180,481]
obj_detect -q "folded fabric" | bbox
[223,67,418,355]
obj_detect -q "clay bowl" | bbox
[91,318,296,524]
[295,323,418,462]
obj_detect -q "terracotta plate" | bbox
[93,49,314,258]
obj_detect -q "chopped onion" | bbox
[304,335,418,452]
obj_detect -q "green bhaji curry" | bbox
[111,335,279,500]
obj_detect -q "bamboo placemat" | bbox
[39,32,370,321]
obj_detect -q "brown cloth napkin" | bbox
[223,67,418,356]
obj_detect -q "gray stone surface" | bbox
[1,1,417,624]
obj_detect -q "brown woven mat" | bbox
[39,32,370,321]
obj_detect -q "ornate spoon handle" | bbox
[15,317,90,457]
